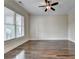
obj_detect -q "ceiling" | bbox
[15,0,75,15]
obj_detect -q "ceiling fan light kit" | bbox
[46,6,51,10]
[39,0,58,12]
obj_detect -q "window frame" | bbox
[15,13,25,38]
[4,7,25,41]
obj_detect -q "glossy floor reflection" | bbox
[4,40,75,59]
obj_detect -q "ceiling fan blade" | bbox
[51,2,58,6]
[48,1,50,3]
[45,8,47,12]
[45,0,48,3]
[39,5,46,7]
[51,7,55,11]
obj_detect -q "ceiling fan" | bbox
[38,0,59,12]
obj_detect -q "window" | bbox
[4,7,24,41]
[16,13,24,38]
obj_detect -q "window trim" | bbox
[4,7,25,41]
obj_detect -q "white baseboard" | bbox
[68,39,75,43]
[67,37,75,43]
[30,38,68,40]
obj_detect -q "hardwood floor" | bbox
[4,40,75,59]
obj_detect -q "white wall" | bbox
[4,0,30,53]
[68,9,75,42]
[30,15,68,40]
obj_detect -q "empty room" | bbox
[4,0,75,59]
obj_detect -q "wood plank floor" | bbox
[4,40,75,59]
